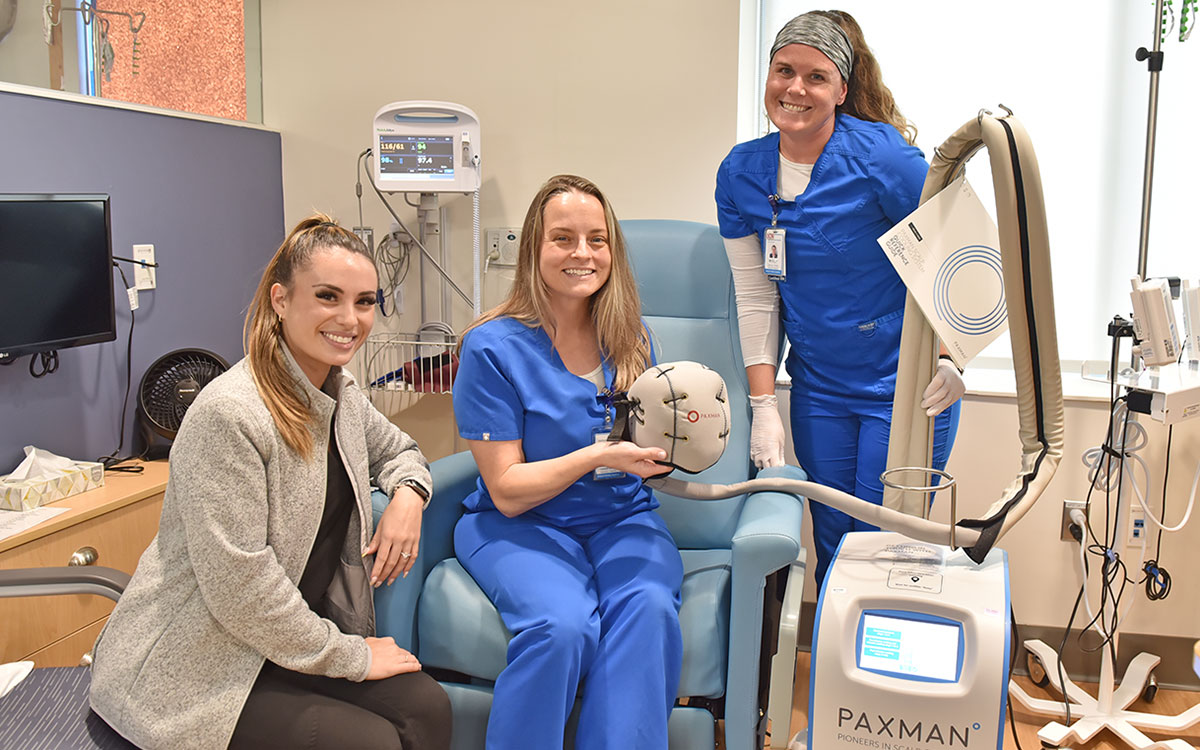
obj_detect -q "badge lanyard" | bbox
[764,194,786,282]
[592,368,626,481]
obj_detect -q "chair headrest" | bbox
[627,361,730,474]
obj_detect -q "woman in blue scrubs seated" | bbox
[452,174,683,750]
[715,10,964,586]
[89,217,450,750]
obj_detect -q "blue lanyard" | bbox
[595,361,618,427]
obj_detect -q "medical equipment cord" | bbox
[1051,320,1197,725]
[362,150,474,311]
[1008,613,1026,750]
[95,262,142,474]
[356,149,403,316]
[1139,430,1200,601]
[1078,335,1138,659]
[28,350,59,378]
[2,346,61,378]
[355,148,415,318]
[356,148,369,228]
[1055,331,1127,724]
[376,231,412,318]
[1144,425,1174,601]
[1054,582,1088,726]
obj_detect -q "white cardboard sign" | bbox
[878,176,1007,368]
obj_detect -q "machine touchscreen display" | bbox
[857,612,962,682]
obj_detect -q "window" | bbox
[73,0,257,121]
[744,1,1200,366]
[0,0,261,123]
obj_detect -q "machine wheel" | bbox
[1026,650,1051,688]
[1142,672,1158,703]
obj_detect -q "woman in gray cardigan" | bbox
[89,216,451,749]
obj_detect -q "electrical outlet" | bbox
[485,227,521,267]
[1061,499,1086,541]
[132,244,156,290]
[1128,506,1147,545]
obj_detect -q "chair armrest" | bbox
[421,451,480,564]
[373,451,479,652]
[724,464,806,750]
[0,566,130,603]
[730,465,807,576]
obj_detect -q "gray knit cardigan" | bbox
[89,346,431,749]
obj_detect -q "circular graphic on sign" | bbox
[933,245,1007,336]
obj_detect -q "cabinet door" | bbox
[23,618,108,668]
[0,494,163,664]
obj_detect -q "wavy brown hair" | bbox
[460,175,650,391]
[816,10,918,145]
[243,214,373,460]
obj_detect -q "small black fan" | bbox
[135,348,230,458]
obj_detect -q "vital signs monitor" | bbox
[372,101,481,194]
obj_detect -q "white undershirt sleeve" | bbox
[723,234,780,368]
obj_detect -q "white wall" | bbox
[260,0,739,458]
[260,0,738,337]
[261,1,1200,641]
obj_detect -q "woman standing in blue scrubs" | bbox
[715,11,964,586]
[452,174,682,750]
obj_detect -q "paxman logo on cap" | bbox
[687,410,723,423]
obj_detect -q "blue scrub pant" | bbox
[454,508,684,750]
[791,398,960,587]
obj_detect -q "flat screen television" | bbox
[0,194,117,361]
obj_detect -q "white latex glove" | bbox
[749,394,786,469]
[921,360,965,416]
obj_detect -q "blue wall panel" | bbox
[0,91,284,470]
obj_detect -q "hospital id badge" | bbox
[592,430,626,481]
[763,228,786,281]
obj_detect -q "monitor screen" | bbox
[0,194,116,360]
[377,135,455,180]
[857,611,962,682]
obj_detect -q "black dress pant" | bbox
[228,661,451,750]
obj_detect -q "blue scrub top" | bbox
[715,114,928,403]
[453,317,658,529]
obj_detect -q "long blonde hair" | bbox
[461,175,650,391]
[818,10,918,145]
[243,214,373,460]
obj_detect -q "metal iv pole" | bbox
[1008,2,1200,746]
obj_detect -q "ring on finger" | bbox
[400,551,412,559]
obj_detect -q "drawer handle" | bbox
[79,651,94,667]
[68,546,99,566]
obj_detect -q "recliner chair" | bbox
[373,220,807,750]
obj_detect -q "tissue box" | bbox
[0,461,105,511]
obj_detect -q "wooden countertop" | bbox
[0,460,169,555]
